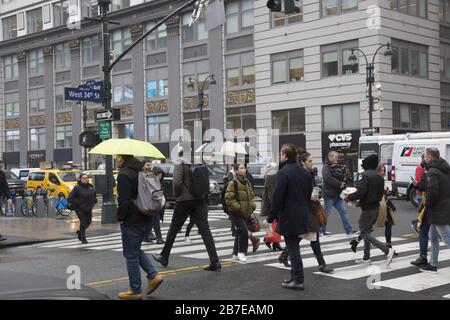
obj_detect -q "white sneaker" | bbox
[231,255,239,262]
[355,258,371,265]
[184,236,191,243]
[386,248,395,266]
[237,253,247,263]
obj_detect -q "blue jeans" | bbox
[322,197,353,235]
[284,235,304,284]
[429,224,450,267]
[121,223,158,293]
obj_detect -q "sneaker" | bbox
[323,231,332,236]
[411,256,428,267]
[156,238,165,244]
[117,288,142,300]
[146,274,163,295]
[355,258,371,265]
[237,253,247,263]
[319,264,334,274]
[386,248,396,266]
[231,255,239,262]
[184,236,192,243]
[419,263,438,273]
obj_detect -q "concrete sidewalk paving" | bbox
[0,210,119,249]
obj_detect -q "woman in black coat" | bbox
[68,173,97,244]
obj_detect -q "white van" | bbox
[9,168,38,181]
[392,138,450,206]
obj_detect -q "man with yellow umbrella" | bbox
[89,138,165,300]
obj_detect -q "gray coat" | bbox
[173,160,203,202]
[261,165,278,216]
[322,161,345,198]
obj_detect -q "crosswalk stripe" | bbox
[264,240,422,269]
[373,266,450,292]
[314,249,450,280]
[443,294,450,299]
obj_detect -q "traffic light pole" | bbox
[87,0,199,224]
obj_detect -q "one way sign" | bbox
[95,108,121,122]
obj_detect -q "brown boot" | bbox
[146,274,163,295]
[250,236,260,252]
[117,288,142,300]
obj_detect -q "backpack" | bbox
[133,172,165,216]
[183,164,210,198]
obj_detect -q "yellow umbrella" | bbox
[88,138,165,159]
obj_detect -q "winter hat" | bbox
[152,166,164,175]
[362,154,379,171]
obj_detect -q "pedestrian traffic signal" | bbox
[284,0,301,14]
[266,0,282,12]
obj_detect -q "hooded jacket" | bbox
[117,157,151,225]
[425,157,450,225]
[172,159,204,202]
[225,175,256,218]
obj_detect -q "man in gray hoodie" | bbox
[153,148,221,271]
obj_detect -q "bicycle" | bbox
[54,192,72,217]
[21,189,39,217]
[0,191,17,217]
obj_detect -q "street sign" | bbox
[85,80,103,92]
[95,108,121,122]
[79,131,101,148]
[98,122,111,140]
[363,127,380,135]
[64,86,103,103]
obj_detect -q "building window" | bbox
[226,106,256,131]
[147,115,169,142]
[27,8,43,34]
[28,49,44,75]
[226,0,254,34]
[182,13,207,43]
[271,51,304,84]
[145,22,167,51]
[5,93,19,117]
[30,127,46,150]
[183,111,210,139]
[5,130,20,152]
[441,99,450,130]
[3,54,18,79]
[54,43,70,70]
[146,79,168,98]
[272,108,306,134]
[321,0,357,17]
[183,73,211,94]
[391,39,428,77]
[323,103,360,131]
[2,15,17,40]
[112,28,132,56]
[56,125,72,148]
[81,0,98,18]
[113,74,133,104]
[391,0,427,18]
[321,41,358,77]
[55,86,75,111]
[393,102,429,131]
[82,36,100,64]
[124,123,134,139]
[53,0,69,28]
[272,1,303,26]
[439,0,450,23]
[29,88,46,114]
[440,42,450,80]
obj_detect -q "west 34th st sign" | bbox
[64,81,104,103]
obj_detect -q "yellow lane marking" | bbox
[402,233,417,238]
[86,261,236,287]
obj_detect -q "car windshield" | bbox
[6,171,18,180]
[19,170,30,178]
[58,172,81,182]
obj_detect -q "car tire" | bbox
[409,188,419,208]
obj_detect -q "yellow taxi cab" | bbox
[26,170,81,198]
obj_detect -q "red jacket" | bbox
[415,163,425,195]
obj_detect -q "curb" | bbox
[0,237,69,249]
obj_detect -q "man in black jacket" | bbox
[419,148,450,273]
[345,154,395,266]
[322,151,355,236]
[116,155,163,300]
[268,143,312,291]
[0,161,11,241]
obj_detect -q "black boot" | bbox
[349,239,359,253]
[272,242,283,251]
[278,249,290,267]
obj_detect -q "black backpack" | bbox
[184,164,209,198]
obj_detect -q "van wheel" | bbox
[409,188,419,208]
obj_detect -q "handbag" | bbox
[265,219,281,243]
[316,202,327,227]
[247,213,260,233]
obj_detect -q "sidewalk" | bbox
[0,208,119,249]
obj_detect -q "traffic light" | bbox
[266,0,282,12]
[284,0,301,14]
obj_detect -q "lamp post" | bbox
[348,43,393,136]
[77,84,89,170]
[187,74,217,161]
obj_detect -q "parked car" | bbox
[157,163,223,207]
[5,171,26,196]
[26,169,81,198]
[10,168,38,181]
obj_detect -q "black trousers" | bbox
[161,199,219,264]
[76,210,92,239]
[231,215,249,255]
[147,211,163,240]
[185,219,195,237]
